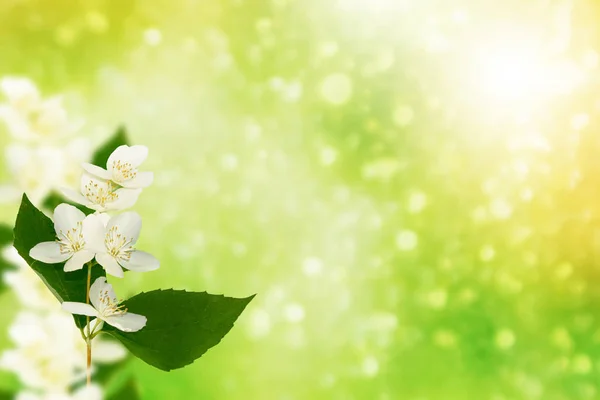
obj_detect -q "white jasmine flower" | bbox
[16,385,103,400]
[92,211,159,278]
[29,204,103,272]
[62,277,147,332]
[82,144,154,188]
[61,173,141,212]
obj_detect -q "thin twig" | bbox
[86,261,92,387]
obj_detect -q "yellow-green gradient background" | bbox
[2,0,600,399]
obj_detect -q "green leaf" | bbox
[104,289,255,371]
[12,194,105,329]
[0,223,14,292]
[107,377,141,400]
[91,126,128,168]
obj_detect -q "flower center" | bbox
[105,226,134,261]
[99,289,127,317]
[112,159,137,183]
[83,179,118,207]
[56,221,85,255]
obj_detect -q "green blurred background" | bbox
[2,0,600,399]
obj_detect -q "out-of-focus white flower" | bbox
[0,311,126,393]
[83,145,154,188]
[91,335,128,363]
[0,183,21,203]
[1,312,90,391]
[2,245,56,311]
[0,77,82,142]
[2,139,92,205]
[62,277,147,332]
[91,211,159,278]
[61,173,141,213]
[61,138,93,189]
[0,77,40,113]
[5,144,65,204]
[16,384,103,400]
[29,204,104,272]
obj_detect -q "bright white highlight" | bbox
[470,33,585,107]
[476,46,542,101]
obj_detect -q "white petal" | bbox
[121,171,154,188]
[93,319,105,335]
[106,188,141,211]
[78,173,112,211]
[53,203,86,236]
[108,145,148,169]
[102,282,118,309]
[107,211,142,244]
[104,312,147,332]
[96,253,124,278]
[90,276,114,312]
[62,302,98,317]
[81,163,112,180]
[63,249,94,272]
[107,145,126,172]
[121,250,160,272]
[84,317,105,336]
[60,187,94,208]
[97,212,111,227]
[89,277,109,310]
[82,213,106,252]
[80,172,110,194]
[29,242,70,263]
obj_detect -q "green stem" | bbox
[88,318,103,340]
[85,261,93,387]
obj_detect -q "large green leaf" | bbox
[104,289,255,371]
[12,194,105,328]
[0,223,14,292]
[91,126,129,168]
